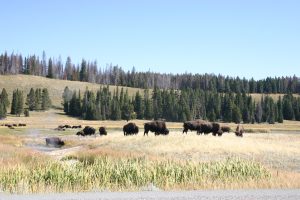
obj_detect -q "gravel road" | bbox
[1,189,300,200]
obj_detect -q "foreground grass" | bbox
[0,156,270,194]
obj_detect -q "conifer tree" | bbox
[34,88,42,110]
[277,96,283,123]
[26,88,36,111]
[10,90,17,115]
[232,105,241,124]
[144,89,153,120]
[0,101,6,119]
[1,88,9,108]
[41,88,51,110]
[47,58,53,78]
[16,90,24,116]
[134,91,144,119]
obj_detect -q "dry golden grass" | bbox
[1,104,300,192]
[0,74,144,107]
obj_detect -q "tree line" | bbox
[63,86,300,123]
[0,88,51,118]
[1,52,299,93]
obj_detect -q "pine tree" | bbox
[232,105,242,124]
[277,96,283,123]
[11,90,17,115]
[255,102,263,123]
[267,99,275,124]
[47,58,53,78]
[282,94,294,120]
[222,94,233,122]
[41,88,51,110]
[144,89,153,120]
[0,101,6,119]
[134,91,144,119]
[16,90,24,116]
[26,88,36,111]
[80,59,87,82]
[34,88,42,111]
[1,88,9,108]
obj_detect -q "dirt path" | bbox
[1,189,300,200]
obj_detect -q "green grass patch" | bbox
[0,156,270,194]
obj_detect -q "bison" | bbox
[198,122,213,135]
[76,130,85,136]
[144,121,169,136]
[76,126,96,136]
[221,125,231,133]
[235,124,244,137]
[211,122,223,136]
[45,137,65,147]
[183,120,206,134]
[99,127,107,136]
[123,123,139,136]
[82,126,96,136]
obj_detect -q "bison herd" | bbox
[183,120,230,136]
[72,120,244,137]
[0,123,27,129]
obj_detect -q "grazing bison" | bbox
[144,121,169,136]
[76,130,85,136]
[235,124,244,137]
[63,125,72,129]
[82,126,96,136]
[72,125,82,129]
[221,125,231,133]
[183,120,206,134]
[18,123,26,127]
[198,122,213,135]
[99,127,107,136]
[123,123,139,136]
[211,122,223,136]
[54,125,65,131]
[45,137,65,147]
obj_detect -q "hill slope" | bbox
[0,75,144,107]
[0,75,298,108]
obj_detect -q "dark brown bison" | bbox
[45,137,65,147]
[144,121,169,136]
[63,125,72,129]
[183,120,206,134]
[198,122,213,135]
[99,127,107,136]
[235,124,244,137]
[76,130,84,136]
[221,125,231,133]
[18,123,26,127]
[82,126,96,136]
[72,125,82,129]
[123,123,139,136]
[211,122,223,136]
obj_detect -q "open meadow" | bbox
[0,109,300,193]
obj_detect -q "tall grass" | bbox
[0,156,270,193]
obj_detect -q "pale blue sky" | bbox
[0,0,299,79]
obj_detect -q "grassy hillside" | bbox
[0,75,145,107]
[0,75,298,108]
